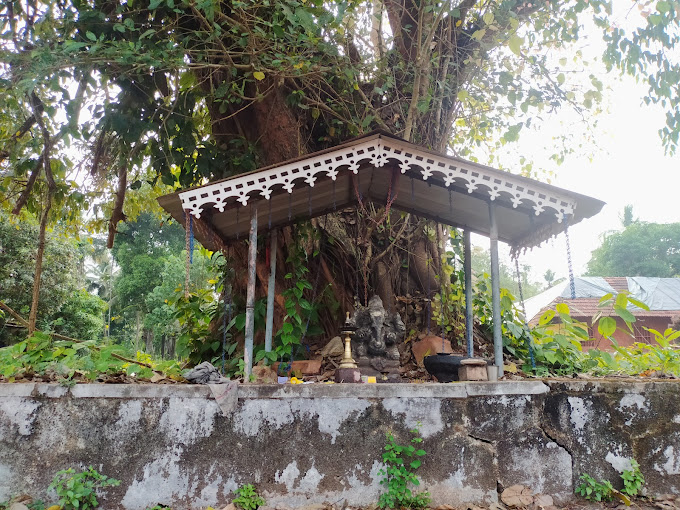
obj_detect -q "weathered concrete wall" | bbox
[0,381,678,509]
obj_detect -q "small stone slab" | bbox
[272,360,322,376]
[458,365,488,381]
[460,358,487,366]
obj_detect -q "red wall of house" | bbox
[582,316,672,351]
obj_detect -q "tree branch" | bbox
[107,160,128,249]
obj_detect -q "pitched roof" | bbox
[528,277,680,323]
[158,131,605,252]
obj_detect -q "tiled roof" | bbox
[528,277,680,325]
[604,277,629,292]
[546,298,677,319]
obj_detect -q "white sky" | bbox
[472,7,680,285]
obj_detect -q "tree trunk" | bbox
[145,329,154,355]
[28,191,53,335]
[134,312,141,353]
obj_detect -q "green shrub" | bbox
[621,459,645,496]
[378,428,430,510]
[233,484,265,510]
[48,467,120,510]
[575,473,614,502]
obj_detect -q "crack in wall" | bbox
[466,433,501,500]
[539,407,576,490]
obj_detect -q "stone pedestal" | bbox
[335,367,361,383]
[458,358,489,381]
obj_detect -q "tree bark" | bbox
[28,191,53,335]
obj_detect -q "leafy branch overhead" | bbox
[1,0,680,231]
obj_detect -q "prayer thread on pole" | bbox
[564,213,577,300]
[222,245,233,375]
[332,180,337,211]
[184,212,192,299]
[268,196,272,230]
[308,186,312,217]
[426,255,431,335]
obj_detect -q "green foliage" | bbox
[0,331,183,382]
[48,467,120,510]
[470,245,544,299]
[621,459,645,497]
[51,290,107,342]
[575,473,614,502]
[587,220,680,277]
[264,228,325,366]
[232,484,266,510]
[0,214,80,345]
[378,428,430,510]
[499,287,680,378]
[576,460,645,502]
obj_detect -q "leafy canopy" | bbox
[587,221,680,277]
[1,0,679,238]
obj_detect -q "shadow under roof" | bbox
[158,132,605,252]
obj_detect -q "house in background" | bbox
[526,277,680,350]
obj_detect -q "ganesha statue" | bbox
[350,295,406,375]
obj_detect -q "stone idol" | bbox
[350,295,406,377]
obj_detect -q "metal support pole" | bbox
[488,202,503,378]
[264,229,277,353]
[244,205,258,380]
[464,229,474,358]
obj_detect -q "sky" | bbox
[472,9,680,287]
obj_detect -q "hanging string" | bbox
[440,261,446,352]
[515,256,536,370]
[405,213,411,331]
[184,212,191,298]
[222,248,233,375]
[188,215,195,264]
[268,197,272,231]
[235,208,240,240]
[332,180,337,211]
[564,213,576,299]
[308,185,312,217]
[288,193,292,222]
[426,254,431,335]
[449,189,453,215]
[357,170,362,201]
[355,207,360,306]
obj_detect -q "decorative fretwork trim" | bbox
[178,136,577,222]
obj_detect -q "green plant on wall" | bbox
[621,459,645,497]
[575,473,614,502]
[232,484,266,510]
[378,428,430,510]
[576,459,645,503]
[48,467,120,510]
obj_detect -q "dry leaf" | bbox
[533,494,553,508]
[501,485,534,507]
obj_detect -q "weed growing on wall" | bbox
[378,428,430,510]
[49,467,120,510]
[576,459,645,503]
[233,484,266,510]
[621,459,645,497]
[575,474,614,502]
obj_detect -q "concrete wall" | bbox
[0,381,679,509]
